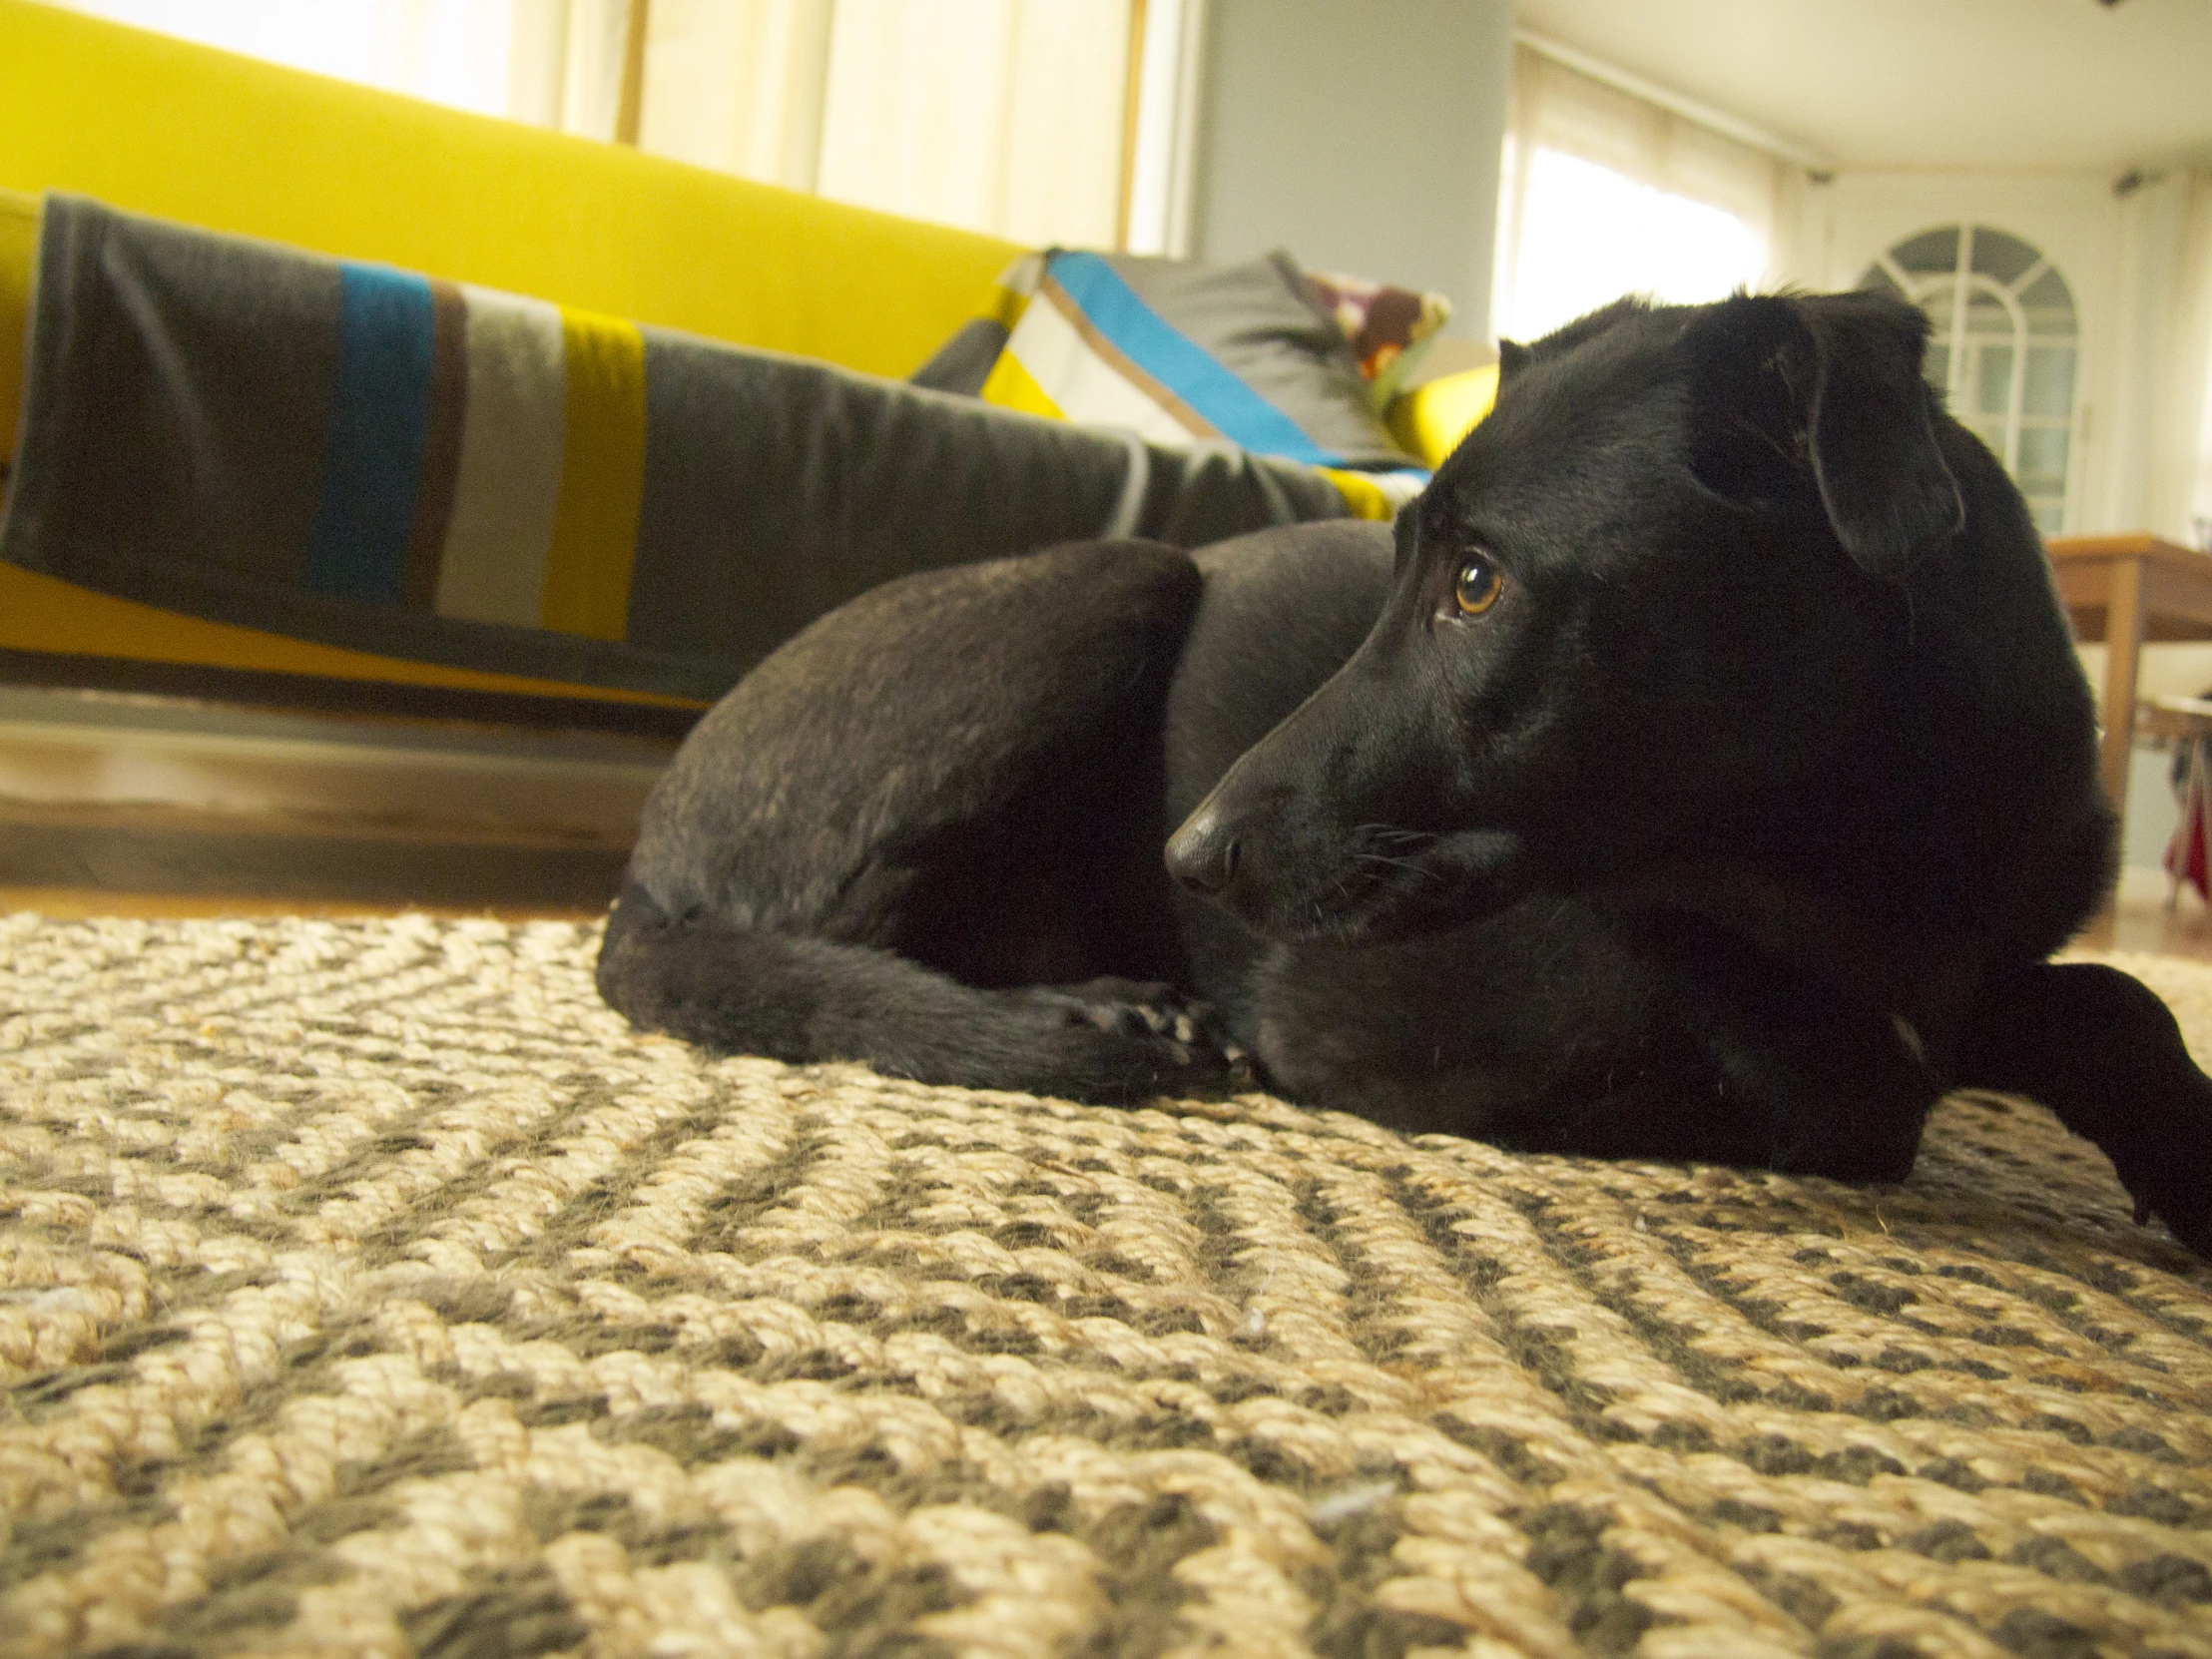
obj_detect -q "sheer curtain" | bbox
[55,0,633,137]
[634,0,834,192]
[2164,170,2212,550]
[57,0,1144,248]
[637,0,1135,247]
[1492,43,1807,344]
[810,0,1131,248]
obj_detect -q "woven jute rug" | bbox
[5,914,2212,1659]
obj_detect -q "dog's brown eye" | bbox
[1453,556,1503,617]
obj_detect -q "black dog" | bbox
[599,290,2212,1256]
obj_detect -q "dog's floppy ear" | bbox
[1687,291,1963,583]
[1796,290,1964,582]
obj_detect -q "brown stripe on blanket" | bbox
[1039,272,1217,440]
[399,277,469,611]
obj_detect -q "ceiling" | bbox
[1510,0,2212,175]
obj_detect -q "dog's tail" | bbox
[595,882,1224,1104]
[1952,959,2212,1256]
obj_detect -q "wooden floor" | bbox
[0,887,609,923]
[13,862,2212,962]
[0,683,664,922]
[2074,865,2212,961]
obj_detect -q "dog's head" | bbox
[1165,289,1968,939]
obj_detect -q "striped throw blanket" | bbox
[0,197,1351,701]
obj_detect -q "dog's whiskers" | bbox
[1352,823,1436,849]
[1352,852,1431,879]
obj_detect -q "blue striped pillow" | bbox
[975,249,1425,488]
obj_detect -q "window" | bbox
[1860,225,2079,535]
[809,0,1133,249]
[52,0,537,124]
[1499,149,1770,342]
[1492,43,1796,345]
[52,0,1150,249]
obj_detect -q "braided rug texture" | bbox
[4,914,2212,1659]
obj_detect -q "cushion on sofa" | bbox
[1304,267,1453,409]
[926,249,1431,509]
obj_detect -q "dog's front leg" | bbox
[1952,959,2212,1257]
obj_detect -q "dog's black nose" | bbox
[1165,809,1240,897]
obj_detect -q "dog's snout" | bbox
[1165,808,1241,898]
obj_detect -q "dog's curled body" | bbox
[600,290,2212,1255]
[599,538,1224,1102]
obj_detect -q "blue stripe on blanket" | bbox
[304,263,435,602]
[1048,252,1338,468]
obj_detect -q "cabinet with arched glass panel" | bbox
[1860,225,2079,535]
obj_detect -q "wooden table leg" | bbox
[2099,552,2147,825]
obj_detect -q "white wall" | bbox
[1186,0,1513,337]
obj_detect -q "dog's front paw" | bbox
[1018,979,1239,1098]
[1955,962,2212,1262]
[2075,1061,2212,1260]
[2108,1145,2212,1259]
[1031,978,1221,1046]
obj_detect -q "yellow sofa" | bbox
[0,0,1492,712]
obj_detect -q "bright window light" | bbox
[1501,148,1768,344]
[58,1,517,118]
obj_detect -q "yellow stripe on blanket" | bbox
[1319,468,1428,522]
[543,306,647,640]
[978,344,1065,422]
[1321,468,1393,521]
